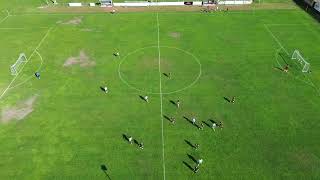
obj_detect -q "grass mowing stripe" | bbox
[156,12,166,180]
[263,24,290,56]
[0,27,53,101]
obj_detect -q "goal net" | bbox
[291,50,310,73]
[10,53,27,76]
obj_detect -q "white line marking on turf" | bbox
[0,27,52,101]
[118,46,201,94]
[0,9,10,24]
[268,28,320,96]
[263,24,290,56]
[156,12,166,180]
[8,50,43,90]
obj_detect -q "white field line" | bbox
[267,25,320,95]
[263,24,290,56]
[8,50,44,90]
[0,27,53,101]
[156,12,166,180]
[0,10,10,24]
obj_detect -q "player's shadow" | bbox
[122,134,129,142]
[163,73,169,77]
[278,52,289,65]
[202,121,211,128]
[100,86,106,92]
[163,115,172,122]
[209,119,216,124]
[273,66,283,72]
[223,97,230,103]
[133,139,139,146]
[183,116,200,129]
[187,154,197,164]
[184,140,195,148]
[169,100,176,106]
[183,116,191,122]
[139,95,146,102]
[183,161,194,172]
[100,164,111,180]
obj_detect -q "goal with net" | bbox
[291,50,310,73]
[10,53,27,76]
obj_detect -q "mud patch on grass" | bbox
[57,16,83,25]
[289,150,320,171]
[1,95,38,123]
[169,32,181,39]
[63,51,96,67]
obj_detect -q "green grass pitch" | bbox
[0,1,320,179]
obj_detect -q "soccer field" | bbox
[0,2,320,179]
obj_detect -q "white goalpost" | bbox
[291,50,310,73]
[10,53,27,76]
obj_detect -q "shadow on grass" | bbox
[273,66,283,72]
[122,134,129,142]
[100,164,111,180]
[202,121,211,128]
[209,119,216,124]
[184,139,195,148]
[278,52,289,65]
[163,115,171,122]
[187,154,197,164]
[139,95,146,102]
[183,161,194,172]
[184,116,200,129]
[133,139,139,145]
[169,100,176,106]
[163,73,169,77]
[100,86,106,92]
[223,97,230,103]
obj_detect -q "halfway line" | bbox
[156,12,166,180]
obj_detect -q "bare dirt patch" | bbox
[64,51,96,67]
[57,16,83,25]
[289,150,320,171]
[169,32,181,39]
[1,95,38,123]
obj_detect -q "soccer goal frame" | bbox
[10,53,27,76]
[291,50,310,73]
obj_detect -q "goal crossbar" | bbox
[10,53,27,76]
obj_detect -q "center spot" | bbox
[119,46,201,94]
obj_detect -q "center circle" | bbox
[118,46,201,94]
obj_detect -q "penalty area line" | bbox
[0,27,53,101]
